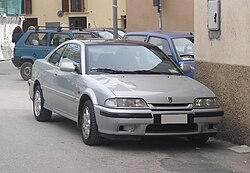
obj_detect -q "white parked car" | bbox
[28,39,223,146]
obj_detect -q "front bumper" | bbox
[94,105,223,137]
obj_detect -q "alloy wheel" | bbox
[34,90,42,117]
[82,106,91,139]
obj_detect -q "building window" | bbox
[62,0,69,12]
[71,0,85,12]
[62,0,85,13]
[21,0,32,14]
[121,15,126,29]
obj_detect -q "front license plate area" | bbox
[161,114,188,124]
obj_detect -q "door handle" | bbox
[54,70,59,77]
[214,13,217,23]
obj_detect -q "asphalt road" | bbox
[0,60,249,173]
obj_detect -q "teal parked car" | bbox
[12,28,74,80]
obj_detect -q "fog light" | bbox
[208,124,218,130]
[208,124,213,129]
[119,125,135,132]
[213,124,218,130]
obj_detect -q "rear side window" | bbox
[125,35,146,42]
[25,32,48,46]
[50,33,72,47]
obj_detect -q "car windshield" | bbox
[86,44,182,75]
[172,37,194,61]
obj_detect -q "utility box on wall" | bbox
[208,0,220,30]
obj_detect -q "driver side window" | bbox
[48,45,66,65]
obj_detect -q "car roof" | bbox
[126,31,194,38]
[79,39,155,46]
[25,29,73,34]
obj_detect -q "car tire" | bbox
[80,100,102,145]
[187,135,210,144]
[33,85,52,122]
[20,62,32,81]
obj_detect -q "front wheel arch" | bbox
[78,94,91,128]
[34,80,40,93]
[20,58,34,66]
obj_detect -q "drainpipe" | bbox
[159,0,163,31]
[113,0,118,39]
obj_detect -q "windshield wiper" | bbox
[180,54,194,57]
[90,68,131,74]
[90,68,178,75]
[133,70,174,75]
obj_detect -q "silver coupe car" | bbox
[28,39,223,146]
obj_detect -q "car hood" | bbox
[90,75,215,104]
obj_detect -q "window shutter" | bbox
[62,0,69,12]
[82,0,85,12]
[26,0,32,14]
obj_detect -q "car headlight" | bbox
[193,98,219,108]
[105,98,147,108]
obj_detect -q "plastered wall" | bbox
[195,0,250,145]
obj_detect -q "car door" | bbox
[52,43,82,121]
[43,44,67,109]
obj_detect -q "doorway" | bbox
[22,18,38,32]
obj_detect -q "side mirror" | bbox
[181,64,192,73]
[60,61,76,72]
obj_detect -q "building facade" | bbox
[22,0,126,31]
[195,0,250,145]
[126,0,194,32]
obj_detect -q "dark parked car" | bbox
[72,28,125,40]
[12,28,74,80]
[124,31,194,78]
[72,29,113,39]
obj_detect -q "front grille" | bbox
[151,103,190,107]
[146,124,198,133]
[149,103,192,111]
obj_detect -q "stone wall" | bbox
[195,61,250,145]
